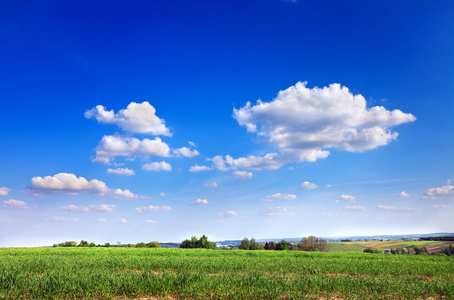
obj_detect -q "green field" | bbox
[327,240,454,253]
[1,247,453,299]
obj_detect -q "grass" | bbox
[0,247,453,299]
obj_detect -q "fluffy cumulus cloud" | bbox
[300,181,318,190]
[106,167,135,176]
[85,102,171,136]
[336,194,356,203]
[28,173,146,199]
[264,193,297,202]
[93,135,171,164]
[261,207,292,216]
[219,82,416,170]
[345,205,366,211]
[172,147,199,158]
[135,205,171,213]
[376,205,421,212]
[111,188,142,199]
[204,182,218,188]
[233,171,253,179]
[29,173,107,194]
[189,165,212,172]
[142,161,172,172]
[61,204,116,212]
[0,187,10,196]
[399,191,410,198]
[192,199,209,205]
[422,183,454,200]
[2,199,28,209]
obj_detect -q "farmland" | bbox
[326,240,454,253]
[1,247,453,299]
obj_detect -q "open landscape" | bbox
[1,246,453,299]
[1,1,454,299]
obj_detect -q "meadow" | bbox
[1,247,453,299]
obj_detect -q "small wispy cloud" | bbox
[191,199,208,205]
[263,193,296,202]
[233,171,252,179]
[204,182,217,188]
[106,167,135,176]
[300,181,317,190]
[336,194,356,203]
[376,205,421,212]
[189,165,212,172]
[0,187,11,196]
[135,205,171,213]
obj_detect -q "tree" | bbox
[239,237,250,250]
[135,242,147,248]
[79,240,89,247]
[264,241,276,250]
[146,241,161,248]
[298,236,327,252]
[180,235,216,249]
[104,242,111,247]
[275,240,289,251]
[64,241,77,247]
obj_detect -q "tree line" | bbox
[53,240,161,248]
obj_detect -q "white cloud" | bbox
[226,82,415,170]
[204,182,218,188]
[135,205,171,213]
[85,102,171,136]
[106,167,135,176]
[336,194,356,203]
[192,199,209,205]
[261,207,292,216]
[264,193,297,202]
[233,171,253,179]
[432,204,449,208]
[47,216,79,222]
[189,165,212,172]
[188,141,196,147]
[143,161,172,172]
[2,199,28,209]
[120,218,128,223]
[98,218,107,222]
[159,192,167,197]
[0,187,10,196]
[28,173,146,199]
[144,219,156,223]
[172,147,199,157]
[447,179,454,185]
[29,173,107,194]
[211,153,290,171]
[300,181,318,190]
[221,210,237,217]
[112,188,142,199]
[345,205,366,211]
[93,135,171,164]
[399,191,410,198]
[376,205,421,212]
[423,184,454,200]
[61,204,116,213]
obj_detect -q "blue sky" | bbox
[1,0,453,247]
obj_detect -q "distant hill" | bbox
[214,232,454,247]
